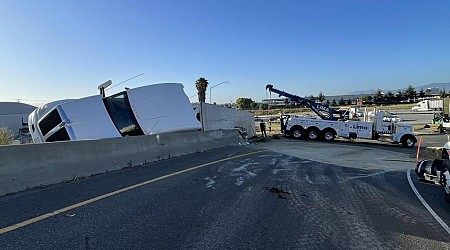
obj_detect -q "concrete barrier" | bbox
[0,129,244,196]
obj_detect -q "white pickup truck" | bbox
[28,83,201,143]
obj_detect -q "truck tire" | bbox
[401,135,416,148]
[322,129,336,142]
[441,170,450,202]
[307,128,320,140]
[290,127,303,139]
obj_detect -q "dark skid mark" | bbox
[267,186,290,199]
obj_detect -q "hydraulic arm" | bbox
[266,84,344,120]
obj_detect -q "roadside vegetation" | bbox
[249,103,419,117]
[250,99,450,117]
[237,84,450,116]
[0,127,13,145]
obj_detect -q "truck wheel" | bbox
[290,128,303,139]
[307,129,320,140]
[401,135,415,148]
[441,171,450,202]
[323,130,335,141]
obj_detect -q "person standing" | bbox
[260,121,267,137]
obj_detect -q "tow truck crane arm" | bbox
[266,84,344,121]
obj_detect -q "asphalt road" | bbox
[391,110,439,125]
[1,140,450,249]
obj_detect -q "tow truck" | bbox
[266,84,417,147]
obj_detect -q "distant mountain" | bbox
[349,82,450,95]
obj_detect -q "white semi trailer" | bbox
[28,83,201,143]
[411,99,443,111]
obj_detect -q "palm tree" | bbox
[195,77,209,103]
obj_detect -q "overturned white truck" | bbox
[28,83,201,143]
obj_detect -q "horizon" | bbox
[1,1,450,106]
[4,81,450,108]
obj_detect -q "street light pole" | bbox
[209,81,229,104]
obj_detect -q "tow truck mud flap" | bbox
[416,159,450,185]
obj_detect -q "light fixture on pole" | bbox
[209,81,229,103]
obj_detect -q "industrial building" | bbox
[0,102,35,139]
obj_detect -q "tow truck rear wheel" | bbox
[307,129,320,140]
[290,127,303,139]
[322,130,336,142]
[401,135,416,148]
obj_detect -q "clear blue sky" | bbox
[1,0,450,106]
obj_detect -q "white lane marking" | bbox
[407,169,450,235]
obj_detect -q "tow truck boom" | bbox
[265,84,344,120]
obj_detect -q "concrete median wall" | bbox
[0,129,244,196]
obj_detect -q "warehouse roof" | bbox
[0,102,36,116]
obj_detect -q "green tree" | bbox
[317,91,326,103]
[441,87,446,98]
[195,77,209,102]
[284,98,290,106]
[405,84,417,99]
[236,98,254,110]
[362,95,373,103]
[419,88,425,98]
[332,99,337,106]
[338,97,345,105]
[374,89,384,103]
[385,91,395,102]
[250,102,257,110]
[259,103,268,110]
[396,90,405,101]
[347,98,352,105]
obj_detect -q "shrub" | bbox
[0,127,13,145]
